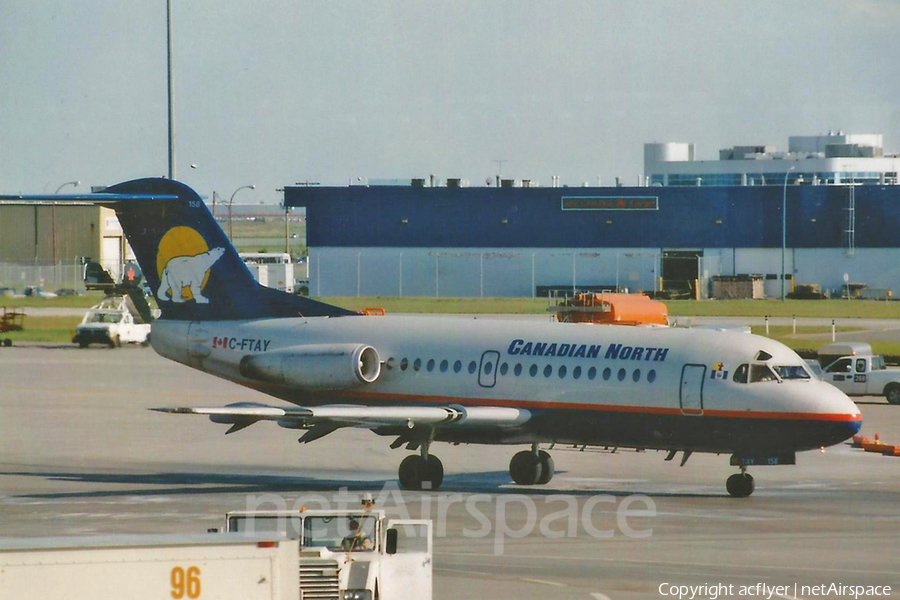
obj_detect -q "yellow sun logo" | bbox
[156,227,212,302]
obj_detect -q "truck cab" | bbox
[818,342,900,404]
[225,507,432,600]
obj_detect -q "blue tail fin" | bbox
[102,178,356,321]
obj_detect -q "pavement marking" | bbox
[435,566,566,587]
[521,577,567,587]
[440,551,899,577]
[590,593,613,600]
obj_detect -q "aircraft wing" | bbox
[152,402,531,441]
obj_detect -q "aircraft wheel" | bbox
[726,473,755,498]
[536,450,554,485]
[885,384,900,405]
[509,450,543,485]
[398,454,443,491]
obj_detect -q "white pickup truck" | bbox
[817,342,900,404]
[72,296,151,348]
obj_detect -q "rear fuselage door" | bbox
[680,364,706,415]
[478,351,500,388]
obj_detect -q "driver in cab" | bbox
[341,518,373,551]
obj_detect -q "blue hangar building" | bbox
[284,183,900,299]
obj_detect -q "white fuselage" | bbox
[151,315,861,454]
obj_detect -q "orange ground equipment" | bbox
[554,293,668,326]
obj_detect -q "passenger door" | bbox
[680,364,706,415]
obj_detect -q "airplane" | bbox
[1,179,863,497]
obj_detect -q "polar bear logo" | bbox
[157,247,225,304]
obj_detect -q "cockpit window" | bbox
[733,364,749,384]
[773,365,811,380]
[749,364,778,383]
[755,350,773,361]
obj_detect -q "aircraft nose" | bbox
[819,381,863,440]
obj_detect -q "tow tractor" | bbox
[224,500,432,600]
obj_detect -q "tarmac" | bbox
[1,343,899,599]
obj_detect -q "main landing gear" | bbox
[509,444,555,486]
[398,445,444,491]
[396,443,557,490]
[726,466,755,498]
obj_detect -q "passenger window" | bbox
[386,357,395,370]
[826,358,852,374]
[632,369,641,382]
[500,363,509,376]
[855,359,867,373]
[426,359,435,372]
[440,360,448,372]
[484,362,493,375]
[413,358,422,371]
[453,360,462,373]
[749,364,777,383]
[647,369,656,383]
[400,358,409,371]
[603,367,611,381]
[573,366,582,380]
[588,367,597,380]
[514,364,523,376]
[733,364,748,384]
[617,368,626,382]
[529,364,538,377]
[558,365,567,379]
[468,361,477,374]
[543,365,552,378]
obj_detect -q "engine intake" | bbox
[239,344,381,390]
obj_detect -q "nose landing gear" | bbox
[726,466,755,498]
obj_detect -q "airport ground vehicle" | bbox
[240,252,294,293]
[817,342,900,404]
[72,296,151,348]
[0,306,24,346]
[226,507,433,600]
[0,533,298,599]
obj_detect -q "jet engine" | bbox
[239,344,381,390]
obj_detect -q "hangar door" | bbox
[661,250,702,297]
[102,236,124,282]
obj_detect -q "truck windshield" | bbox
[773,365,811,380]
[303,515,376,552]
[88,312,122,324]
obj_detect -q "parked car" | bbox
[23,286,57,299]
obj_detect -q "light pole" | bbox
[52,181,80,263]
[166,0,175,180]
[228,184,256,240]
[781,166,795,302]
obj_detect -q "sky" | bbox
[1,0,899,203]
